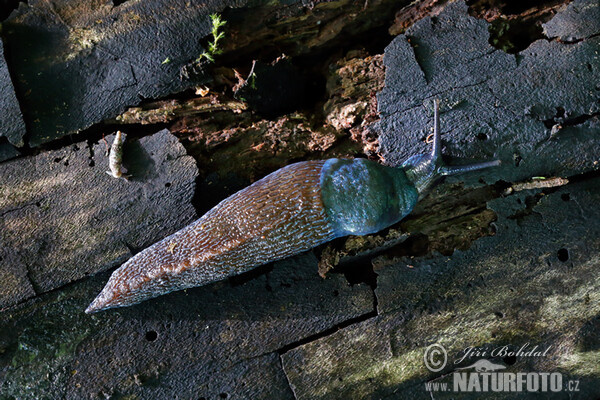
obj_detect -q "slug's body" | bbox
[106,131,128,179]
[86,101,500,313]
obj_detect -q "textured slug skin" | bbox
[86,158,419,313]
[87,161,335,312]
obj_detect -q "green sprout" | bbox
[196,14,226,63]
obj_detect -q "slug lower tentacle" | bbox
[86,100,500,313]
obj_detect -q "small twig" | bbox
[233,59,257,93]
[504,177,569,195]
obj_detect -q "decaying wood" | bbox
[112,51,386,191]
[1,0,599,398]
[113,95,248,125]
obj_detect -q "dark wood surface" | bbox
[1,0,599,398]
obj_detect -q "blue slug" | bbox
[86,101,500,313]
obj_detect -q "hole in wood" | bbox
[557,248,569,262]
[145,330,158,342]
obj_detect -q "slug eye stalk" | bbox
[439,159,501,176]
[402,99,501,196]
[432,99,501,175]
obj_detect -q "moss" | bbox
[11,312,90,368]
[0,282,107,398]
[196,14,226,63]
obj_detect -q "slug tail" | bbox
[85,290,112,313]
[86,160,337,313]
[86,280,127,313]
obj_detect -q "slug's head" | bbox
[402,100,500,197]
